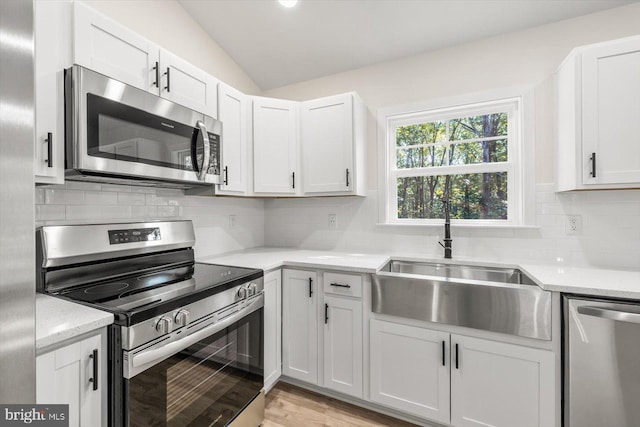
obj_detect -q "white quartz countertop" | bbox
[36,294,114,351]
[199,247,391,274]
[518,264,640,300]
[199,247,640,300]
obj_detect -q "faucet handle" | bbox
[438,241,446,249]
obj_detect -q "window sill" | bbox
[376,222,540,230]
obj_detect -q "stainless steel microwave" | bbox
[65,65,221,188]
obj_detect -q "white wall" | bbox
[263,4,640,270]
[83,0,261,94]
[36,182,265,258]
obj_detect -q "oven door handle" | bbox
[131,294,263,371]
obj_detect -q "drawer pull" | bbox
[330,282,351,289]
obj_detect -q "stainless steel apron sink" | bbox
[372,260,552,340]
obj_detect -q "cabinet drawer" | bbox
[323,272,362,298]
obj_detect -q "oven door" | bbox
[66,65,221,185]
[123,295,264,427]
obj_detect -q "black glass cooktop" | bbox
[56,262,263,325]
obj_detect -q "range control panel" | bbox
[108,227,161,244]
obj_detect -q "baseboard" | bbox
[276,376,447,427]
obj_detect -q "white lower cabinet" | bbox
[36,332,105,427]
[370,320,556,427]
[282,269,318,383]
[323,295,363,398]
[450,334,555,427]
[282,269,364,399]
[264,269,282,391]
[370,319,450,423]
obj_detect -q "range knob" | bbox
[237,286,247,299]
[174,309,190,327]
[248,282,257,296]
[155,316,172,334]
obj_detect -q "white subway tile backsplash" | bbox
[36,205,66,221]
[45,188,84,205]
[64,181,102,191]
[264,186,640,270]
[34,179,639,270]
[34,188,44,205]
[65,205,104,220]
[118,192,146,206]
[36,185,265,258]
[84,191,118,206]
[101,184,131,192]
[130,186,156,194]
[157,206,181,217]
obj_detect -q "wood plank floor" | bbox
[263,382,418,427]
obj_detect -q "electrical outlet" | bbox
[328,214,337,229]
[566,215,581,235]
[229,215,236,228]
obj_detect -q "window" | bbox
[379,92,532,226]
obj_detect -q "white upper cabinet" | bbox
[217,83,249,194]
[556,35,640,191]
[301,93,367,196]
[73,2,217,117]
[253,97,299,195]
[159,50,218,118]
[74,1,160,95]
[34,0,71,184]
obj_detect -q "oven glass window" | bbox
[127,308,263,427]
[86,94,219,173]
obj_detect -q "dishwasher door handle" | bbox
[577,306,640,324]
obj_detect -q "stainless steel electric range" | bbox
[36,220,265,427]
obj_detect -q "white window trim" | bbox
[377,87,535,227]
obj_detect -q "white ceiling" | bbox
[179,0,634,90]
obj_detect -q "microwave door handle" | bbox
[130,295,263,372]
[194,120,210,181]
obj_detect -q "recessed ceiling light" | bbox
[278,0,298,8]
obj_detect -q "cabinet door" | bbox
[370,319,450,423]
[264,270,282,392]
[34,0,71,184]
[323,296,363,398]
[253,97,298,195]
[217,83,248,194]
[74,1,160,94]
[159,50,217,117]
[302,94,353,194]
[36,333,104,427]
[582,37,640,185]
[451,335,555,427]
[282,269,317,383]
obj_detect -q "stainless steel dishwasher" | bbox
[564,296,640,427]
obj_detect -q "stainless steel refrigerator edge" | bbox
[0,0,36,403]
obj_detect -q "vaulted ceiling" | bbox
[179,0,634,90]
